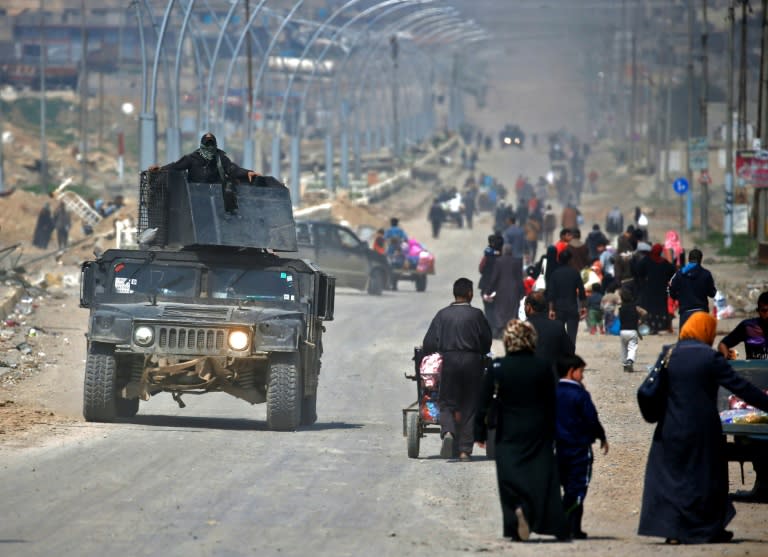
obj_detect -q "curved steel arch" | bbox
[342,11,465,122]
[202,1,241,131]
[287,0,422,138]
[321,8,466,179]
[216,0,270,130]
[251,0,307,134]
[331,8,463,126]
[353,42,434,143]
[296,0,460,140]
[274,0,439,135]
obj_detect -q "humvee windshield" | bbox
[209,269,295,302]
[111,261,198,297]
[109,262,295,303]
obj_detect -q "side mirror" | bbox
[317,273,335,321]
[80,261,94,308]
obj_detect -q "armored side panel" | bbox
[139,171,297,251]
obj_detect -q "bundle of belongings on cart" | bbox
[388,238,435,273]
[720,391,768,424]
[419,352,442,423]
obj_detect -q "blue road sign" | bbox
[673,177,689,195]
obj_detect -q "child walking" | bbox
[586,283,604,335]
[618,287,647,372]
[555,354,609,540]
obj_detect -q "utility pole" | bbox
[246,0,253,131]
[725,1,736,248]
[79,0,88,190]
[737,0,748,150]
[759,0,768,140]
[630,28,637,170]
[620,0,627,158]
[39,0,48,190]
[390,35,400,165]
[760,0,768,260]
[700,0,709,238]
[686,0,695,231]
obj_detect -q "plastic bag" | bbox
[420,352,442,388]
[608,316,621,336]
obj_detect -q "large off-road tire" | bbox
[406,411,420,458]
[267,353,302,431]
[116,397,140,418]
[83,342,118,422]
[300,394,318,426]
[414,275,427,292]
[367,269,385,295]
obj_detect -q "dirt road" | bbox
[2,38,768,557]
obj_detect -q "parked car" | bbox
[295,221,392,295]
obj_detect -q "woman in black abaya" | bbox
[638,311,768,544]
[476,320,569,541]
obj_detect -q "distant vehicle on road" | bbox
[499,124,525,149]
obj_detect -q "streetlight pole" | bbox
[686,0,695,232]
[39,0,48,190]
[79,0,88,190]
[700,0,709,238]
[390,34,400,165]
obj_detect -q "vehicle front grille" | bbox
[162,305,231,321]
[157,326,226,354]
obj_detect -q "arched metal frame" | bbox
[307,7,469,191]
[308,5,460,191]
[311,5,460,136]
[343,11,469,137]
[135,0,489,204]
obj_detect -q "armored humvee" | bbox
[79,171,335,430]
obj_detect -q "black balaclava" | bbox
[199,133,217,160]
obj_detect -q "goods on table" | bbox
[720,408,768,425]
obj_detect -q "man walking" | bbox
[423,278,492,462]
[502,214,525,293]
[546,250,587,346]
[668,248,716,332]
[524,291,574,375]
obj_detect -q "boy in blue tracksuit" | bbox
[555,354,609,539]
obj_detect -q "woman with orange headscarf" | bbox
[638,312,768,544]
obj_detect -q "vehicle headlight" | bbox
[514,137,521,144]
[134,325,154,347]
[504,137,511,144]
[228,329,250,351]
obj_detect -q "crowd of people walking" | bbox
[418,157,768,544]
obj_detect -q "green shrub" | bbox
[703,230,757,257]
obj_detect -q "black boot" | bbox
[571,504,587,540]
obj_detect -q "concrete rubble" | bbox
[0,273,73,383]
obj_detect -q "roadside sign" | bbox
[736,150,768,188]
[673,177,689,195]
[688,136,708,171]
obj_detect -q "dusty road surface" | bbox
[3,149,768,557]
[2,38,768,557]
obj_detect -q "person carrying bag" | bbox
[637,344,675,423]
